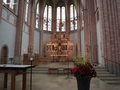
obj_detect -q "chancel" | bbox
[0,0,120,90]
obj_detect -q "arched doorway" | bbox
[1,45,8,64]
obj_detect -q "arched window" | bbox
[36,3,39,28]
[70,4,77,31]
[43,5,52,31]
[56,6,66,32]
[25,0,30,22]
[10,0,14,10]
[3,0,17,13]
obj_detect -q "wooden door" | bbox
[1,46,8,64]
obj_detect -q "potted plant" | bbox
[71,52,97,90]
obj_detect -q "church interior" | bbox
[0,0,120,90]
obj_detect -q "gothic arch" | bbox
[1,45,8,64]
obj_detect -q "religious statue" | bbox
[85,45,89,57]
[28,45,33,54]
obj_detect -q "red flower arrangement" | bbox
[71,52,97,78]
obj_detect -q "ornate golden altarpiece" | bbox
[46,32,74,61]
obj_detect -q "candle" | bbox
[30,57,33,61]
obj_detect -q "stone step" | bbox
[96,72,110,74]
[97,73,117,78]
[27,67,72,74]
[95,69,108,72]
[100,77,120,81]
[97,73,116,76]
[104,81,120,85]
[95,66,120,88]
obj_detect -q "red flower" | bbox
[71,52,97,78]
[71,63,97,78]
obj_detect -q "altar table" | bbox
[0,64,34,90]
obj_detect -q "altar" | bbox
[0,64,35,90]
[46,32,74,61]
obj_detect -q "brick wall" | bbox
[98,0,120,75]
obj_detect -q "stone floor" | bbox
[0,73,117,90]
[0,62,119,90]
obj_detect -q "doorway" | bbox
[1,45,8,64]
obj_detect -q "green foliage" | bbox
[71,52,97,78]
[83,56,89,64]
[73,52,89,66]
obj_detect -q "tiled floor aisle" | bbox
[0,73,117,90]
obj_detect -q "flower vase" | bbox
[76,76,91,90]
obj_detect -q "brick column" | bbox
[66,5,70,39]
[83,0,91,61]
[98,0,113,71]
[99,0,118,61]
[77,0,81,52]
[108,0,116,65]
[88,0,98,63]
[115,0,120,64]
[29,0,36,52]
[107,0,120,74]
[98,0,107,63]
[39,1,44,57]
[0,0,3,18]
[83,0,90,50]
[14,0,24,55]
[52,5,56,33]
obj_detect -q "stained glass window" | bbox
[3,0,7,4]
[3,0,17,12]
[9,0,15,10]
[61,7,65,32]
[56,6,66,32]
[36,3,39,28]
[25,0,29,22]
[70,4,77,30]
[43,5,52,31]
[48,6,52,31]
[56,7,60,32]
